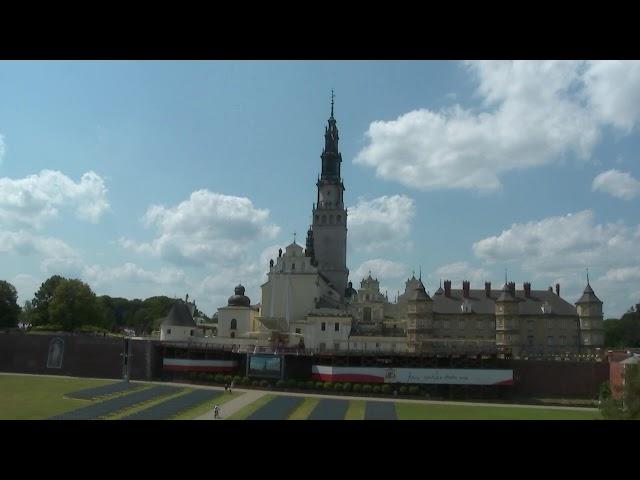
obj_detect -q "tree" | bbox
[604,304,640,348]
[600,364,640,420]
[31,275,65,326]
[48,278,104,331]
[19,300,35,328]
[0,280,20,328]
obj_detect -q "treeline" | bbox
[604,304,640,348]
[1,275,205,334]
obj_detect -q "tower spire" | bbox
[331,89,335,118]
[586,267,590,285]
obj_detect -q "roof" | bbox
[161,300,196,327]
[575,283,603,305]
[407,280,432,302]
[432,289,578,316]
[620,356,640,365]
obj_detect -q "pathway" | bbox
[194,389,265,420]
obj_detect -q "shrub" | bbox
[307,380,316,390]
[323,382,333,391]
[215,374,225,384]
[332,382,342,391]
[241,376,251,385]
[259,380,269,388]
[233,375,242,384]
[409,386,420,396]
[286,379,297,389]
[315,381,324,390]
[276,379,286,389]
[372,385,381,394]
[224,375,233,384]
[198,372,208,381]
[342,382,352,392]
[188,372,197,381]
[362,385,372,394]
[252,380,260,387]
[399,386,408,395]
[297,380,308,389]
[207,373,216,382]
[381,384,391,395]
[352,384,362,393]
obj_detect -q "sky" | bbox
[1,60,639,318]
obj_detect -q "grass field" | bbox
[0,374,112,419]
[0,374,602,420]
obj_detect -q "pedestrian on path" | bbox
[230,380,234,394]
[213,404,220,419]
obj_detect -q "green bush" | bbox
[362,385,372,394]
[252,380,260,387]
[352,384,362,393]
[372,385,381,394]
[315,381,324,390]
[409,386,420,395]
[307,380,316,390]
[381,384,391,395]
[323,382,333,391]
[259,380,269,388]
[276,379,286,388]
[207,373,216,382]
[399,386,408,395]
[197,372,208,380]
[241,376,251,385]
[332,382,342,391]
[286,379,297,389]
[233,375,242,384]
[297,380,308,389]
[214,374,225,384]
[342,382,352,392]
[224,375,233,384]
[188,372,197,381]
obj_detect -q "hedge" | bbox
[342,382,352,392]
[241,376,251,385]
[399,386,408,395]
[352,384,362,393]
[333,382,342,391]
[215,374,225,384]
[259,380,269,388]
[362,385,372,394]
[276,379,286,388]
[372,385,381,394]
[307,381,316,390]
[381,384,391,395]
[409,386,420,395]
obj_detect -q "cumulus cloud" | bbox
[0,230,77,259]
[0,170,109,227]
[352,259,408,283]
[473,210,640,274]
[120,190,280,266]
[433,261,491,285]
[355,60,640,192]
[592,169,640,200]
[348,195,415,252]
[83,263,185,286]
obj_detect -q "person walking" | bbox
[229,380,234,394]
[224,383,228,393]
[213,404,219,419]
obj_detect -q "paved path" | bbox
[194,389,265,420]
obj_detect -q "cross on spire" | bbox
[586,267,590,285]
[293,231,297,244]
[331,89,335,117]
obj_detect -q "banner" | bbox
[163,358,237,372]
[312,365,513,385]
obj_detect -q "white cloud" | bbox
[82,263,185,286]
[352,259,407,283]
[0,170,109,227]
[592,169,640,200]
[355,60,640,192]
[599,266,640,283]
[120,190,280,266]
[583,60,640,132]
[348,195,415,252]
[472,210,640,275]
[0,230,77,259]
[433,261,491,285]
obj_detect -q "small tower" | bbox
[406,279,433,353]
[495,282,521,358]
[575,274,604,353]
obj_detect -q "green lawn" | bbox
[288,397,320,420]
[173,390,239,420]
[344,400,366,420]
[228,394,274,420]
[0,374,113,419]
[395,402,601,420]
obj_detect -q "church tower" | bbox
[310,92,349,299]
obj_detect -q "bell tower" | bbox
[311,92,349,299]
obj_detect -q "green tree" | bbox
[0,280,21,328]
[31,275,65,326]
[600,364,640,419]
[19,300,35,327]
[604,304,640,348]
[48,278,104,331]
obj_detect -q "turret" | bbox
[575,272,604,351]
[495,282,521,358]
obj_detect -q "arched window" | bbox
[337,215,341,223]
[230,331,235,339]
[363,307,372,322]
[329,215,334,224]
[315,215,319,223]
[230,318,237,330]
[321,215,327,224]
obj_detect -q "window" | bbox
[337,215,342,223]
[319,342,326,351]
[167,328,171,335]
[527,320,534,331]
[190,330,194,336]
[329,215,334,224]
[547,318,553,329]
[561,318,567,329]
[321,322,326,331]
[547,336,554,346]
[230,332,235,339]
[560,336,566,346]
[353,342,357,349]
[295,328,301,334]
[230,318,237,330]
[334,322,339,332]
[443,320,450,329]
[363,307,371,322]
[291,263,295,270]
[315,215,319,223]
[476,320,484,329]
[334,343,340,351]
[497,319,504,329]
[527,335,534,346]
[459,319,466,329]
[375,343,380,349]
[321,215,326,224]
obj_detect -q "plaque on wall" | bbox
[46,337,65,369]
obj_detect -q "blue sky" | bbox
[1,60,639,318]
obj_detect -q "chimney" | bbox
[524,282,531,298]
[555,283,560,296]
[485,281,491,297]
[444,280,451,297]
[508,282,516,296]
[462,280,470,298]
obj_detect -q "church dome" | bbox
[228,284,251,307]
